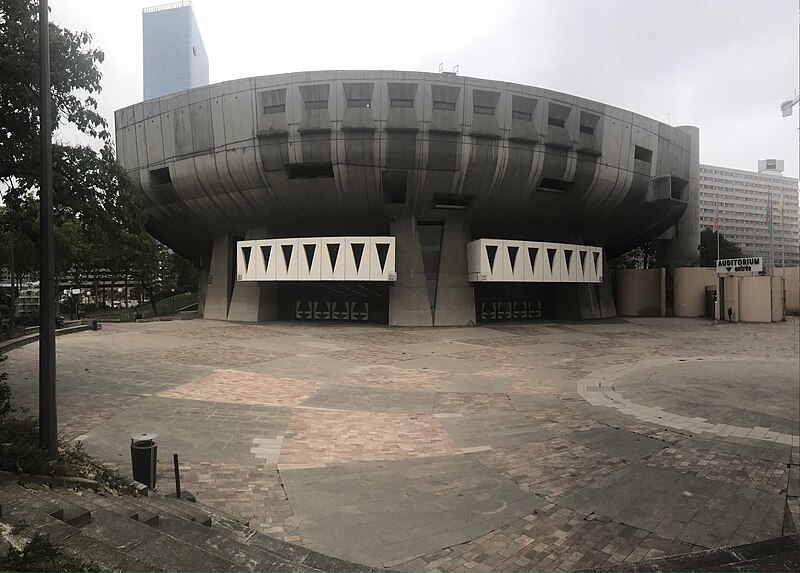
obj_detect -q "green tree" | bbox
[699,228,743,267]
[0,0,142,245]
[609,241,659,269]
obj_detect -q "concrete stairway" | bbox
[0,480,372,572]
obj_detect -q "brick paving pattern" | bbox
[279,409,460,465]
[127,342,289,368]
[339,365,453,391]
[478,438,629,499]
[397,503,698,572]
[1,318,797,571]
[434,392,515,414]
[159,369,319,408]
[647,444,790,494]
[317,347,422,365]
[156,460,302,542]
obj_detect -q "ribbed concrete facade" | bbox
[115,70,697,325]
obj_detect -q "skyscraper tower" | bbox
[142,1,208,100]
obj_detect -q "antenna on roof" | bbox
[453,65,459,74]
[438,63,444,73]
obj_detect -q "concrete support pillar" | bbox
[433,217,475,326]
[204,235,234,320]
[197,263,209,317]
[662,125,701,266]
[227,283,278,322]
[389,216,433,326]
[598,255,617,318]
[227,229,278,322]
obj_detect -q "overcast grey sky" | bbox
[51,0,799,179]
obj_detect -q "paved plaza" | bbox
[2,317,799,571]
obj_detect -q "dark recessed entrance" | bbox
[474,283,556,322]
[277,282,389,324]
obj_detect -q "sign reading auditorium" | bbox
[716,257,763,275]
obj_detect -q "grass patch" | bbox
[0,534,98,572]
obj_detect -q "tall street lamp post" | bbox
[38,0,58,459]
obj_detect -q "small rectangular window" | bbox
[472,90,499,116]
[347,99,371,108]
[343,83,373,109]
[547,103,571,128]
[512,110,532,121]
[537,178,573,193]
[431,84,460,112]
[391,98,414,108]
[388,82,417,108]
[299,84,330,111]
[433,100,456,111]
[150,167,171,185]
[287,163,334,179]
[512,95,537,122]
[634,145,653,163]
[260,88,287,115]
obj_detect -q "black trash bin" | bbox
[91,319,98,331]
[130,433,158,490]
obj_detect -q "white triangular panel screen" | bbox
[501,240,524,282]
[369,237,396,281]
[345,237,371,280]
[467,239,602,283]
[237,241,257,281]
[297,238,321,280]
[237,236,395,282]
[321,237,346,280]
[276,238,298,280]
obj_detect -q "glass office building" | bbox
[143,2,209,100]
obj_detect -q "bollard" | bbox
[130,433,158,490]
[173,453,182,499]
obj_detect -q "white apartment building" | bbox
[699,160,799,267]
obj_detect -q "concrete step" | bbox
[3,482,92,527]
[154,514,216,545]
[202,532,316,572]
[133,493,213,526]
[125,532,237,572]
[55,531,159,572]
[246,530,371,572]
[78,507,237,572]
[78,507,160,552]
[1,478,371,573]
[83,490,159,525]
[0,483,64,521]
[0,489,79,544]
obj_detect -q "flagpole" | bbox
[768,189,774,275]
[715,193,719,323]
[781,196,785,270]
[716,193,720,266]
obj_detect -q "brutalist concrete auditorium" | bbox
[115,70,700,326]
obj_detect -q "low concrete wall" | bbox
[771,277,784,322]
[0,324,92,354]
[615,269,664,317]
[775,267,799,314]
[673,267,717,317]
[738,276,772,323]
